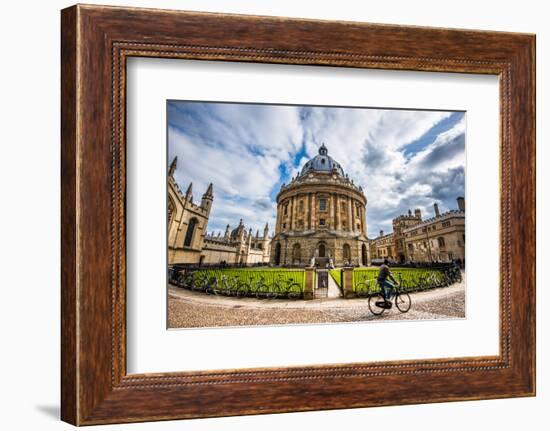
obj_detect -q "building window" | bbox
[356,205,360,216]
[341,202,346,212]
[319,218,326,226]
[319,198,327,211]
[282,223,287,229]
[284,203,288,215]
[184,218,198,247]
[299,200,304,212]
[438,237,446,247]
[442,221,451,228]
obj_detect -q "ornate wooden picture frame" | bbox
[61,4,535,425]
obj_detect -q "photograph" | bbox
[0,0,540,428]
[166,101,466,328]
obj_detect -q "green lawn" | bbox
[171,267,306,298]
[352,267,456,295]
[329,269,343,287]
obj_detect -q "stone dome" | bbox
[300,144,345,177]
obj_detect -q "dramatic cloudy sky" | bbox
[168,101,465,238]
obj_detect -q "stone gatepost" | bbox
[342,267,355,298]
[304,268,315,300]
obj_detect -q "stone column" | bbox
[288,197,293,231]
[293,195,298,230]
[307,193,312,229]
[331,193,336,229]
[363,205,368,236]
[311,193,316,229]
[289,196,294,231]
[342,267,354,298]
[294,195,299,230]
[335,194,340,231]
[348,198,353,232]
[303,268,315,300]
[275,203,281,234]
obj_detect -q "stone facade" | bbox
[270,144,369,267]
[392,209,423,262]
[167,157,212,265]
[369,230,397,261]
[402,199,465,263]
[167,157,271,265]
[369,198,465,264]
[201,221,271,265]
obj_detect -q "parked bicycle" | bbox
[211,274,239,296]
[273,274,302,299]
[354,277,378,298]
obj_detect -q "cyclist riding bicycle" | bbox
[377,259,399,308]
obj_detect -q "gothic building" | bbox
[167,157,271,265]
[270,144,369,267]
[369,197,465,264]
[202,221,271,265]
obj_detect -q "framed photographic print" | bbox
[61,4,535,425]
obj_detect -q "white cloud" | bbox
[168,102,465,237]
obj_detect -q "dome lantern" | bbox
[300,144,345,177]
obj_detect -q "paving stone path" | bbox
[168,278,465,329]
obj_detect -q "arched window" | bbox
[292,243,301,264]
[361,244,367,265]
[343,243,351,263]
[184,218,198,247]
[318,243,326,258]
[437,237,446,248]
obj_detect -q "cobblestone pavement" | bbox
[168,278,465,328]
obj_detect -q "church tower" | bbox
[201,183,214,216]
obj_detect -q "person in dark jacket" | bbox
[377,259,399,306]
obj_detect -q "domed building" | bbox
[271,144,369,267]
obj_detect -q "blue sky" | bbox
[168,101,465,238]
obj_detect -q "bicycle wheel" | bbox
[236,282,249,297]
[205,277,216,295]
[354,282,368,298]
[395,291,411,313]
[266,282,279,299]
[368,292,387,316]
[255,283,270,299]
[287,283,302,299]
[226,278,238,296]
[192,274,206,292]
[182,274,194,289]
